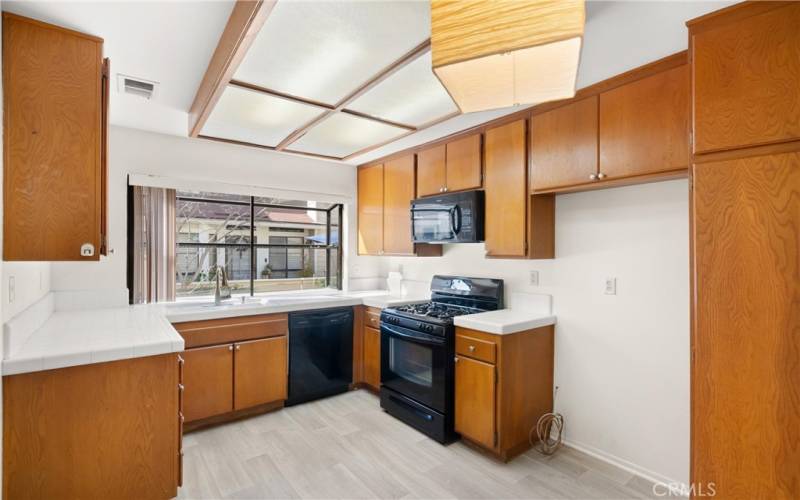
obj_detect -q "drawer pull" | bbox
[468,345,476,352]
[178,383,184,393]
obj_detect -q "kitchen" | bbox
[0,1,797,500]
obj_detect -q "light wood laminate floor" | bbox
[179,390,660,499]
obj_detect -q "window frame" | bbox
[175,194,343,295]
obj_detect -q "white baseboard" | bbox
[564,438,689,497]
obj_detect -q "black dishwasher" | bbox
[287,307,353,406]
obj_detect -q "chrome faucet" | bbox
[213,265,232,305]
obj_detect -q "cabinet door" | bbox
[181,344,233,422]
[3,13,104,261]
[599,64,689,179]
[233,336,288,410]
[484,119,528,257]
[417,145,446,197]
[446,134,482,192]
[692,151,800,498]
[531,96,598,191]
[383,155,415,255]
[363,326,381,390]
[357,164,384,255]
[692,3,800,154]
[455,355,496,449]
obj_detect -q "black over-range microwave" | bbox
[410,190,484,244]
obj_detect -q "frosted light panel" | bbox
[290,113,407,158]
[434,37,582,113]
[201,86,322,147]
[348,52,458,126]
[235,1,430,105]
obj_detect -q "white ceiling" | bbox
[2,0,734,165]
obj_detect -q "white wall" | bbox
[377,180,690,485]
[50,126,364,292]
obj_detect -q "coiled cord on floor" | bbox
[530,386,564,455]
[534,412,564,455]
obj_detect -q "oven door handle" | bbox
[382,325,445,346]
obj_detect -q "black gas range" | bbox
[379,275,504,443]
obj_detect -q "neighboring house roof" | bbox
[264,211,314,224]
[177,202,317,225]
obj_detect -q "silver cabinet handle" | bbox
[228,345,233,351]
[439,187,445,193]
[468,345,476,352]
[454,356,459,363]
[589,173,597,180]
[235,344,241,351]
[598,172,607,179]
[443,187,448,192]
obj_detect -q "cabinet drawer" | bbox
[365,308,382,329]
[173,313,288,348]
[456,334,496,364]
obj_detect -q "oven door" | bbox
[380,323,447,412]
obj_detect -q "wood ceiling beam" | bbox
[341,111,460,161]
[197,134,344,161]
[188,0,277,137]
[275,39,433,151]
[229,79,335,110]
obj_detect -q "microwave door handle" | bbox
[451,205,462,235]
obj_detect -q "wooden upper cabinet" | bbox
[484,120,528,257]
[691,2,800,154]
[383,155,415,255]
[233,336,287,411]
[417,145,446,197]
[531,96,598,191]
[599,64,689,178]
[357,163,383,255]
[455,355,496,449]
[182,344,234,422]
[3,13,107,261]
[445,134,482,193]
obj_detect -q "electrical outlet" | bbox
[605,277,617,295]
[8,276,15,303]
[529,270,540,286]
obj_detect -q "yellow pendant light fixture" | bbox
[431,0,585,113]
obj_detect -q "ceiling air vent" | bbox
[117,74,158,100]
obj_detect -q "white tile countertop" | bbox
[454,309,556,335]
[453,292,557,335]
[3,305,185,376]
[2,289,428,376]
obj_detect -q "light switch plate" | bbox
[605,277,617,295]
[529,270,540,286]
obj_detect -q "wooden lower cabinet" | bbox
[352,305,382,391]
[234,336,288,410]
[174,313,289,427]
[3,354,181,499]
[182,344,234,421]
[455,356,496,449]
[363,325,381,390]
[454,326,554,461]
